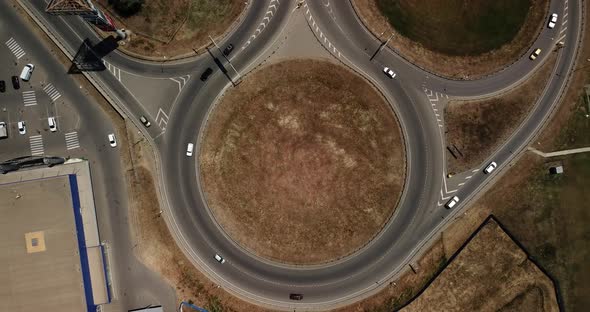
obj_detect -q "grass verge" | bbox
[95,0,245,58]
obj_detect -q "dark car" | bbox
[0,80,5,93]
[289,293,303,301]
[200,67,213,81]
[223,44,234,56]
[11,76,19,90]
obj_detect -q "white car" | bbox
[108,133,117,147]
[445,196,460,209]
[383,67,396,79]
[18,121,26,135]
[530,48,541,60]
[48,117,57,132]
[548,13,558,29]
[484,161,498,174]
[186,143,194,157]
[20,64,35,81]
[214,254,225,264]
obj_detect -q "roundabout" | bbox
[199,59,405,265]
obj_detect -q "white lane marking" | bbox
[22,91,37,107]
[65,131,80,150]
[156,108,169,131]
[6,37,26,59]
[465,175,472,179]
[43,83,62,102]
[242,0,280,51]
[29,135,44,155]
[458,182,465,186]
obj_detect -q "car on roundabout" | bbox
[214,254,226,264]
[530,48,542,60]
[484,161,498,174]
[108,133,117,147]
[445,196,460,209]
[383,67,396,79]
[548,13,558,29]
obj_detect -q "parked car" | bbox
[48,117,57,132]
[548,13,558,29]
[383,67,396,79]
[530,48,542,60]
[289,294,303,301]
[223,44,234,56]
[445,196,460,209]
[20,64,35,81]
[214,254,226,264]
[186,143,194,157]
[200,67,213,81]
[11,76,20,89]
[0,80,5,93]
[108,133,117,147]
[484,161,498,174]
[18,121,26,135]
[140,115,151,127]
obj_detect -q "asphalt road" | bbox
[14,0,585,310]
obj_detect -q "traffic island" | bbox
[199,59,406,265]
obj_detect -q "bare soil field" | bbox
[95,0,245,59]
[445,54,557,174]
[353,0,549,79]
[402,219,558,312]
[200,59,405,265]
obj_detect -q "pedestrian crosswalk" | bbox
[43,83,62,102]
[6,37,25,59]
[22,91,37,107]
[65,131,80,150]
[29,135,44,156]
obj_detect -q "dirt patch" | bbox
[352,0,549,79]
[94,0,245,59]
[199,59,405,265]
[445,54,557,174]
[402,219,558,312]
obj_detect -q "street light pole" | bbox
[209,35,241,85]
[370,32,394,61]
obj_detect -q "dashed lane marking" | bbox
[43,84,62,102]
[65,131,80,150]
[29,135,44,156]
[22,91,37,107]
[6,37,26,59]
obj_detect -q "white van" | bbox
[20,64,35,81]
[48,117,57,132]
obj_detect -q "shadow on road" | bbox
[68,36,120,74]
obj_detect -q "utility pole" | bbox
[370,33,394,61]
[209,36,241,85]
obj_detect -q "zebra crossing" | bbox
[22,91,37,107]
[29,135,44,156]
[6,37,25,59]
[43,84,62,102]
[65,132,80,150]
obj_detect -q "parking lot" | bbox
[0,34,85,160]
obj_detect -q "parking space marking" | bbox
[29,135,44,156]
[6,37,26,59]
[22,91,37,107]
[65,131,80,150]
[43,84,62,102]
